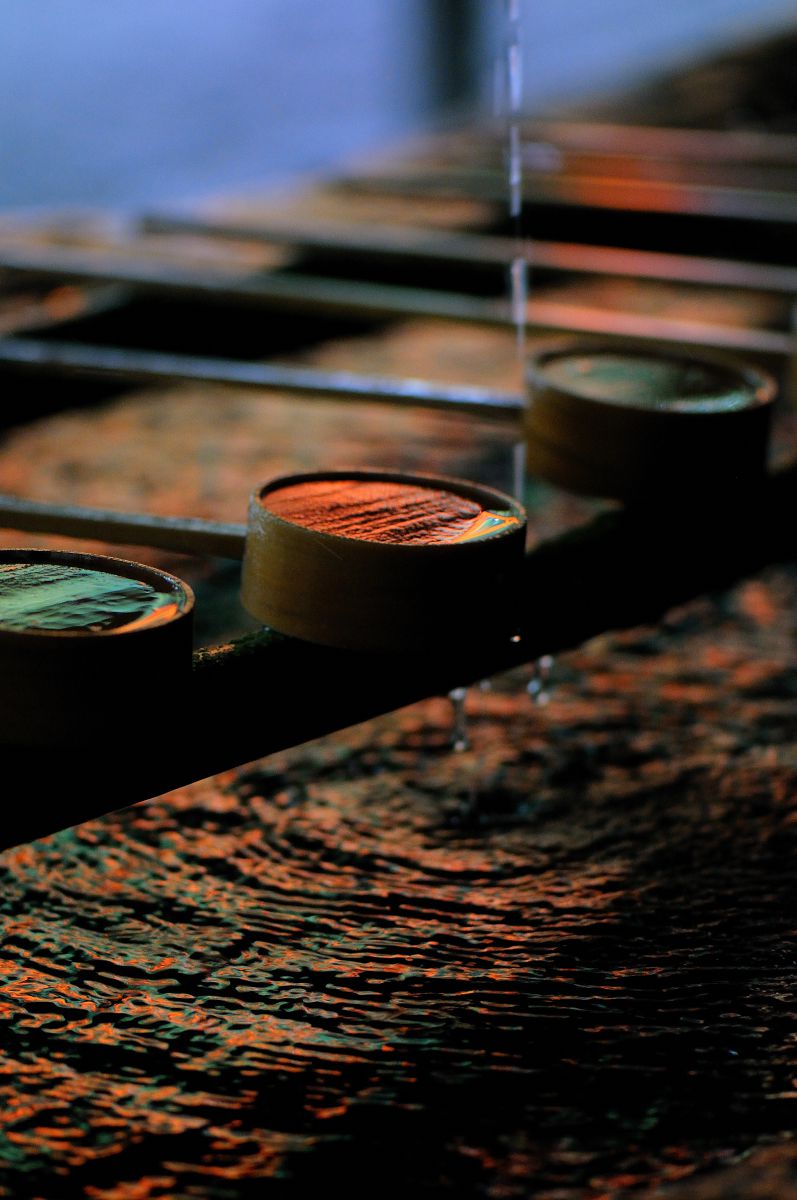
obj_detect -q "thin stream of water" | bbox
[448,685,470,753]
[502,1,558,713]
[505,0,528,360]
[447,3,532,749]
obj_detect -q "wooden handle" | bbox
[0,493,247,559]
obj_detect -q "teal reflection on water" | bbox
[0,563,169,632]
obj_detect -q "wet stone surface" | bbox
[1,564,796,1198]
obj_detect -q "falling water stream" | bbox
[502,0,561,713]
[448,0,545,751]
[505,0,528,360]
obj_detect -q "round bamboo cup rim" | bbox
[241,468,527,653]
[0,549,194,747]
[525,340,777,502]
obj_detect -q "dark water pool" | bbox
[1,563,796,1197]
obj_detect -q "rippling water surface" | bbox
[1,564,797,1198]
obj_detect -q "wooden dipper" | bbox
[241,469,527,652]
[0,549,194,747]
[525,341,777,502]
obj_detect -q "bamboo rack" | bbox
[3,120,797,847]
[0,337,523,418]
[521,120,797,164]
[335,162,797,224]
[2,456,796,850]
[142,211,797,296]
[0,242,791,359]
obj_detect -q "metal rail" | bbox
[521,120,797,165]
[0,243,791,358]
[0,337,524,417]
[142,212,797,295]
[336,165,797,224]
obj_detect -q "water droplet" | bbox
[527,655,555,706]
[447,686,470,753]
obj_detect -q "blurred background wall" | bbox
[513,0,796,110]
[1,0,795,212]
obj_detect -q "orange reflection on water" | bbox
[84,1175,179,1199]
[120,600,180,633]
[451,510,520,543]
